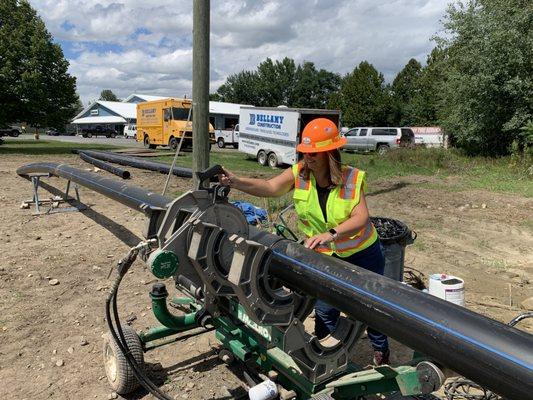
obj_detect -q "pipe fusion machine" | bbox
[17,163,533,400]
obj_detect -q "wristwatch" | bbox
[329,228,338,240]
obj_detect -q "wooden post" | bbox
[192,0,210,188]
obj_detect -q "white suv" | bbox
[343,127,415,155]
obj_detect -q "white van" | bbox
[238,107,341,167]
[123,124,137,139]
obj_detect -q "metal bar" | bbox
[32,176,40,213]
[162,106,192,196]
[64,180,71,200]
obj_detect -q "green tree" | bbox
[216,70,262,105]
[0,0,79,129]
[99,89,120,102]
[391,58,422,125]
[409,48,446,126]
[214,58,340,108]
[436,0,533,155]
[329,61,390,127]
[255,57,296,106]
[290,62,340,108]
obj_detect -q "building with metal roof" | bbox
[71,93,252,136]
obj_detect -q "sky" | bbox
[29,0,449,105]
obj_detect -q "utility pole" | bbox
[192,0,210,188]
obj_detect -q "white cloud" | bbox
[29,0,448,104]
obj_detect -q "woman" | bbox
[219,118,390,365]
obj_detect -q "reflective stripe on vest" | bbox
[292,162,378,257]
[314,220,375,253]
[295,171,310,190]
[340,167,358,200]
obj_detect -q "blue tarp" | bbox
[231,201,268,225]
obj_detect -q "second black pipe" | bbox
[79,152,131,179]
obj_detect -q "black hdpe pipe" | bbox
[253,233,533,400]
[76,150,193,178]
[16,163,533,399]
[16,162,170,215]
[79,152,131,179]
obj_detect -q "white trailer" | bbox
[238,107,340,167]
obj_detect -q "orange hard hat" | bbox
[296,118,346,153]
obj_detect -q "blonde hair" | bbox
[299,149,343,187]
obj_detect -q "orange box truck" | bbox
[136,98,214,149]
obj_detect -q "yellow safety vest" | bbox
[291,162,378,257]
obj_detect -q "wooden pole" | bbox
[192,0,210,188]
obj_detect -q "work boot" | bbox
[373,349,390,366]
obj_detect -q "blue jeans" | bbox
[314,239,389,352]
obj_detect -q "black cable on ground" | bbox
[105,248,174,400]
[444,378,499,400]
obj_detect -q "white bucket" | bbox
[248,379,278,400]
[428,274,465,306]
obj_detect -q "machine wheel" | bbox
[10,129,20,137]
[87,132,93,138]
[102,325,144,394]
[110,132,116,138]
[257,150,267,166]
[267,152,278,168]
[377,144,389,155]
[169,136,178,150]
[217,138,225,148]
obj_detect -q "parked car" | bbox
[46,128,60,136]
[0,125,21,137]
[342,127,415,155]
[81,126,118,138]
[123,124,137,139]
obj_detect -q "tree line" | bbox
[0,0,81,131]
[1,0,530,155]
[212,0,532,156]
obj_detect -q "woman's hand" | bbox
[218,167,239,188]
[304,232,335,250]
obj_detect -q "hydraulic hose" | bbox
[106,248,173,400]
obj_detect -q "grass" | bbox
[2,138,531,197]
[155,147,532,197]
[0,138,120,155]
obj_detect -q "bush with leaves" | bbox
[436,0,533,156]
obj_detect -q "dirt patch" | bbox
[0,154,531,399]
